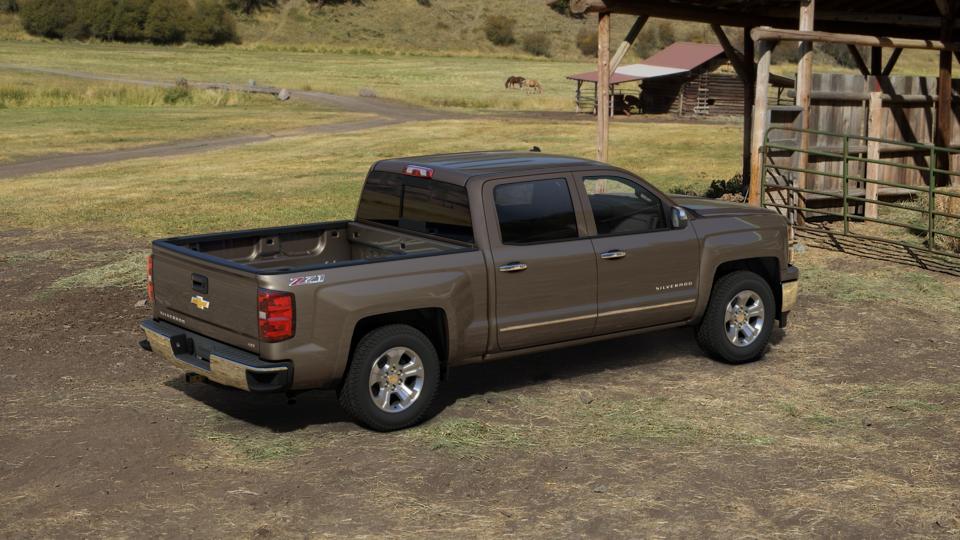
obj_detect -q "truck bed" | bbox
[157,221,467,274]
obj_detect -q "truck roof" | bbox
[373,151,607,186]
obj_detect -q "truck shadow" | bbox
[166,326,782,432]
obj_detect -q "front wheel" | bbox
[695,271,775,364]
[338,324,440,431]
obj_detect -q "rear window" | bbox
[356,171,474,244]
[493,178,579,244]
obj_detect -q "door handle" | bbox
[600,250,627,260]
[498,262,528,273]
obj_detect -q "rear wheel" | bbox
[695,271,775,364]
[339,324,440,431]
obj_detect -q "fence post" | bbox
[842,136,849,236]
[929,146,937,249]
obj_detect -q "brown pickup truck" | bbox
[140,151,799,431]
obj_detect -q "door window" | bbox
[582,176,666,235]
[494,179,579,244]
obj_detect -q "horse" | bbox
[522,79,543,94]
[504,76,525,89]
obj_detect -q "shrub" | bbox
[634,20,675,58]
[575,27,597,56]
[20,0,77,38]
[83,0,118,40]
[163,77,190,104]
[416,0,430,5]
[110,0,151,41]
[187,0,238,45]
[522,31,551,57]
[145,0,190,44]
[225,0,276,15]
[703,174,745,198]
[483,15,515,46]
[1,0,18,13]
[547,0,582,18]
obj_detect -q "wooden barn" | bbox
[567,41,792,116]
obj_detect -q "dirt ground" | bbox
[1,229,959,538]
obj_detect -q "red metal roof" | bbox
[641,42,725,70]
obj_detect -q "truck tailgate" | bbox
[152,246,260,351]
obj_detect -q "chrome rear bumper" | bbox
[140,319,291,392]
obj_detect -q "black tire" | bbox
[338,324,440,431]
[695,270,775,364]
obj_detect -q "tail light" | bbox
[258,288,295,342]
[147,255,154,303]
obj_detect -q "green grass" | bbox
[0,71,359,162]
[0,118,742,237]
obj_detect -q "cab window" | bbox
[581,176,666,235]
[494,179,579,244]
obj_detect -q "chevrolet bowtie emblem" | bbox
[190,295,210,310]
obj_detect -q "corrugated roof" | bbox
[641,42,725,70]
[616,64,688,78]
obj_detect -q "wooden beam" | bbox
[750,27,960,51]
[597,11,610,162]
[883,48,903,76]
[610,16,648,74]
[795,1,815,215]
[742,27,755,191]
[870,46,883,75]
[711,24,749,82]
[847,44,870,76]
[865,91,883,219]
[936,9,953,185]
[571,0,784,28]
[749,39,773,206]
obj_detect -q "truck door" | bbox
[573,173,700,335]
[483,174,598,351]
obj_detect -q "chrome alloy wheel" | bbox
[724,290,765,347]
[368,347,425,413]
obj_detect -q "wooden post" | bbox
[936,11,954,186]
[597,11,611,162]
[795,0,815,209]
[748,39,773,206]
[610,16,648,75]
[575,80,582,113]
[742,27,755,191]
[865,90,883,219]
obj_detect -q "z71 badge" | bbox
[289,274,325,287]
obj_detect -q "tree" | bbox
[522,31,551,57]
[145,0,190,44]
[575,27,597,56]
[110,0,151,41]
[483,15,515,46]
[187,0,238,45]
[225,0,276,15]
[1,0,18,13]
[19,0,77,38]
[84,0,119,40]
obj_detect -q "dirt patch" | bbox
[1,231,959,537]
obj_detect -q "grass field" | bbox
[0,117,742,236]
[0,71,359,162]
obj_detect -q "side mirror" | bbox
[671,206,689,229]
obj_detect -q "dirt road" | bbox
[1,230,958,537]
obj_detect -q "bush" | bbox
[20,0,77,38]
[703,174,745,199]
[575,27,596,56]
[522,31,551,57]
[110,0,151,41]
[1,0,18,13]
[225,0,276,15]
[163,77,190,104]
[80,0,117,40]
[634,20,675,58]
[145,0,189,44]
[483,15,515,46]
[187,0,238,45]
[547,0,582,18]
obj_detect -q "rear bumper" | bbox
[140,319,292,392]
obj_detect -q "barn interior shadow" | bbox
[165,325,759,433]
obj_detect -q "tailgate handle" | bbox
[191,273,208,294]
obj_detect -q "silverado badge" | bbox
[190,295,210,310]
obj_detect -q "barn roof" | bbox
[566,41,723,83]
[641,42,724,70]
